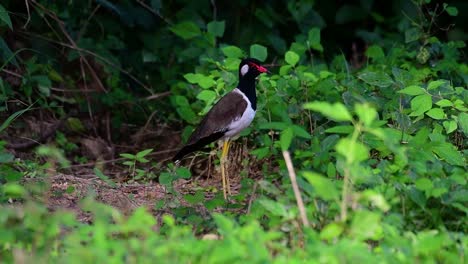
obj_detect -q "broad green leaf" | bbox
[207,20,225,37]
[0,152,14,163]
[336,138,369,163]
[258,199,288,217]
[159,172,172,186]
[285,51,299,66]
[436,99,453,107]
[355,103,377,126]
[415,178,433,191]
[445,6,458,16]
[320,223,343,241]
[405,27,421,43]
[292,125,311,139]
[176,167,191,179]
[250,44,268,61]
[458,113,468,135]
[325,125,354,134]
[358,71,394,87]
[443,120,457,134]
[410,94,432,116]
[350,211,383,240]
[258,122,289,131]
[280,127,293,151]
[398,85,426,96]
[302,171,339,201]
[197,75,215,89]
[303,101,352,122]
[222,46,244,58]
[307,28,323,52]
[170,21,201,40]
[427,80,445,90]
[365,45,384,60]
[183,73,201,84]
[0,4,12,30]
[432,143,465,166]
[425,108,445,120]
[197,90,216,103]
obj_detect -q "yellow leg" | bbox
[221,140,232,199]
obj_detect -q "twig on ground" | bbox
[282,150,310,228]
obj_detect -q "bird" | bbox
[173,58,268,199]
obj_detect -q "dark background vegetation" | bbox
[0,0,466,262]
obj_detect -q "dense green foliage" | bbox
[0,0,467,263]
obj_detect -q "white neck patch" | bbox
[240,64,249,76]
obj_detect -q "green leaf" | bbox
[170,21,201,40]
[159,172,172,186]
[320,223,343,241]
[425,108,445,120]
[207,20,225,37]
[398,85,426,96]
[303,101,353,122]
[358,71,394,87]
[176,167,191,179]
[325,125,354,134]
[410,94,432,116]
[258,199,288,217]
[222,45,244,58]
[350,211,383,240]
[336,138,369,163]
[258,122,289,131]
[184,73,201,84]
[250,44,268,62]
[0,4,12,30]
[365,45,384,60]
[405,27,421,43]
[432,143,465,166]
[197,90,216,103]
[355,103,377,126]
[445,6,458,16]
[415,178,433,191]
[292,125,311,139]
[198,76,215,89]
[435,99,453,107]
[443,120,457,134]
[427,80,445,90]
[280,127,293,151]
[307,28,323,52]
[458,113,468,135]
[94,167,117,188]
[120,153,135,159]
[285,51,300,66]
[0,104,34,133]
[136,148,153,158]
[302,171,339,201]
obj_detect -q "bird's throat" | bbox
[238,78,257,110]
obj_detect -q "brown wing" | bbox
[173,91,247,161]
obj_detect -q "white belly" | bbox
[224,89,256,139]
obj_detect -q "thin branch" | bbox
[1,69,22,78]
[23,0,31,28]
[282,150,310,228]
[135,0,172,25]
[144,91,171,101]
[19,31,153,94]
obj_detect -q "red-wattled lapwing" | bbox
[173,58,268,199]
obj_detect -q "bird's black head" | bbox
[239,58,268,79]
